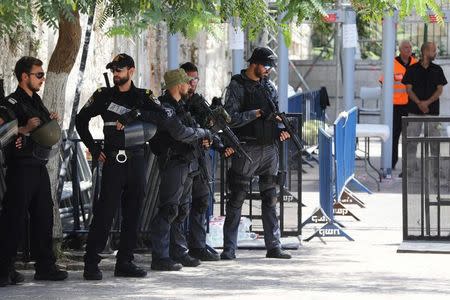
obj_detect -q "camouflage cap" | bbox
[163,69,193,89]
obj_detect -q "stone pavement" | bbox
[2,142,450,299]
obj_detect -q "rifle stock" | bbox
[197,99,253,163]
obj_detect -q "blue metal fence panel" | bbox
[344,107,358,181]
[319,128,334,220]
[334,114,347,201]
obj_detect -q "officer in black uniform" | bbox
[0,56,68,287]
[150,69,212,271]
[221,47,292,260]
[179,62,234,261]
[76,53,168,280]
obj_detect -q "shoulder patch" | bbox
[7,97,17,105]
[84,95,95,108]
[163,107,174,118]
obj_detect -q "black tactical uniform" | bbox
[150,91,211,271]
[221,47,291,260]
[183,93,222,261]
[76,82,167,279]
[0,87,67,285]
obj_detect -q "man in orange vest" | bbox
[380,40,417,174]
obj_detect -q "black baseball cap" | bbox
[106,53,135,69]
[247,47,277,67]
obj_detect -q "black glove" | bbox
[260,109,277,121]
[118,108,141,126]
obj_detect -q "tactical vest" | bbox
[100,87,157,150]
[231,75,278,145]
[150,96,195,159]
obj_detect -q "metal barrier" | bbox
[303,128,353,241]
[303,107,372,241]
[402,116,450,240]
[288,88,327,149]
[219,114,303,237]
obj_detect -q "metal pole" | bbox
[381,12,396,177]
[278,13,288,185]
[335,21,341,118]
[342,8,356,111]
[278,13,289,113]
[168,32,179,69]
[231,17,244,75]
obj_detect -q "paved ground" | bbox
[2,142,450,299]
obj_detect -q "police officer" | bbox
[76,53,168,280]
[150,69,212,271]
[221,47,292,260]
[0,56,68,287]
[178,62,233,261]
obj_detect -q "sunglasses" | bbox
[189,77,200,83]
[29,72,45,79]
[110,66,127,73]
[263,65,272,71]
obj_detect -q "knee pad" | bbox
[227,190,247,209]
[259,174,278,192]
[175,202,190,223]
[159,204,179,223]
[261,187,278,208]
[227,169,251,192]
[192,194,209,215]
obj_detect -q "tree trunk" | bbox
[41,12,82,247]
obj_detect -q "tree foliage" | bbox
[0,0,445,41]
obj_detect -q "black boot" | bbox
[189,248,220,261]
[151,258,182,271]
[83,263,102,280]
[9,269,24,285]
[220,248,236,260]
[34,265,68,281]
[0,273,9,287]
[114,261,147,278]
[266,248,292,259]
[173,254,201,267]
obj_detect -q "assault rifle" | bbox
[192,95,253,163]
[184,111,213,190]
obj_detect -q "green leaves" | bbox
[0,0,445,41]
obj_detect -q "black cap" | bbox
[247,47,277,67]
[106,53,135,69]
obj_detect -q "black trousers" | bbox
[151,159,192,260]
[392,104,409,169]
[0,162,55,275]
[84,152,145,264]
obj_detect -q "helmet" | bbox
[247,47,277,67]
[30,119,61,147]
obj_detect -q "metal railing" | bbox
[402,116,450,240]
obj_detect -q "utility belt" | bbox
[105,148,144,164]
[158,149,196,170]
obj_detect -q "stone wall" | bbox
[0,18,232,138]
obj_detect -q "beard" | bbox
[27,80,40,92]
[254,68,268,79]
[114,75,129,86]
[181,91,189,101]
